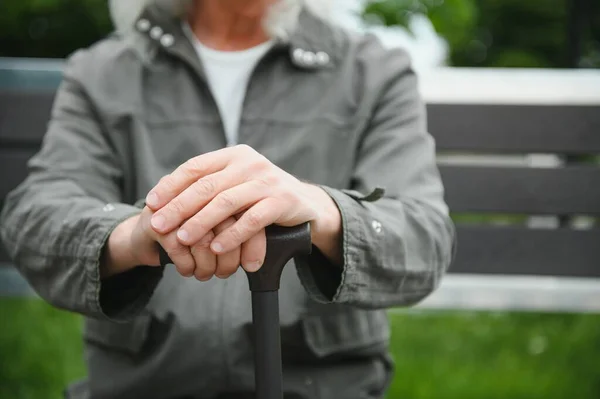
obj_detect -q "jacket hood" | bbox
[109,0,334,40]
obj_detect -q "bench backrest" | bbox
[1,59,600,280]
[422,68,600,279]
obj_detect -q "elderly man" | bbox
[0,0,455,398]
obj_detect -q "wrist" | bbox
[101,215,139,278]
[301,183,343,264]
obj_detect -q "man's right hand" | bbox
[102,206,265,281]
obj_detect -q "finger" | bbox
[190,230,217,281]
[157,232,196,278]
[138,206,195,275]
[149,166,246,234]
[145,145,256,211]
[211,197,284,256]
[240,229,267,273]
[177,180,271,247]
[213,217,241,279]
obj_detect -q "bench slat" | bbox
[440,165,600,215]
[428,104,600,154]
[450,226,600,277]
[0,148,38,201]
[0,90,55,145]
[0,58,63,90]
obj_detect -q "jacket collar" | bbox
[132,2,341,72]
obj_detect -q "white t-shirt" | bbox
[183,24,274,146]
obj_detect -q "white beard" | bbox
[109,0,333,40]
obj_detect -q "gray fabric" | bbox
[0,4,455,399]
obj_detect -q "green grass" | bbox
[0,299,85,399]
[1,299,600,399]
[386,309,600,399]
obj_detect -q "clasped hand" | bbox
[132,145,324,281]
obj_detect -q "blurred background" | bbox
[1,1,599,398]
[2,0,599,67]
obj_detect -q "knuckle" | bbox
[175,262,194,277]
[169,243,190,257]
[161,174,178,193]
[245,210,263,229]
[194,272,213,282]
[157,175,169,186]
[216,262,237,279]
[252,157,270,172]
[279,189,298,205]
[194,177,217,197]
[261,173,281,187]
[254,178,271,191]
[159,236,177,253]
[228,226,244,242]
[183,157,202,175]
[236,144,253,154]
[168,199,187,217]
[217,192,237,210]
[194,263,215,281]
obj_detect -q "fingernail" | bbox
[177,229,189,243]
[146,192,159,208]
[245,261,262,272]
[151,214,166,231]
[211,242,224,253]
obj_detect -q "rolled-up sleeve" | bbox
[295,39,456,309]
[0,50,163,321]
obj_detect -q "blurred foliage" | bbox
[1,0,599,67]
[0,0,112,59]
[364,0,600,67]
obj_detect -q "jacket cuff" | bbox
[80,201,163,321]
[295,186,381,305]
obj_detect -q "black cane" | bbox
[158,223,312,399]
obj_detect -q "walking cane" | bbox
[159,223,312,399]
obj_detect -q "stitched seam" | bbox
[332,190,353,303]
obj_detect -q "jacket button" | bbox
[302,51,316,66]
[136,19,150,32]
[316,51,330,66]
[102,204,116,212]
[293,48,305,63]
[150,26,163,40]
[372,220,383,234]
[160,34,174,47]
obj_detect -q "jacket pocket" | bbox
[301,306,390,358]
[83,312,153,357]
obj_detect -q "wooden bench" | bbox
[2,58,600,311]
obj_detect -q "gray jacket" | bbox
[0,4,455,399]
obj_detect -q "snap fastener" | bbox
[160,34,174,47]
[150,26,163,40]
[293,48,305,63]
[102,204,116,212]
[371,220,383,234]
[304,377,313,386]
[136,19,150,32]
[302,51,316,66]
[315,51,330,65]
